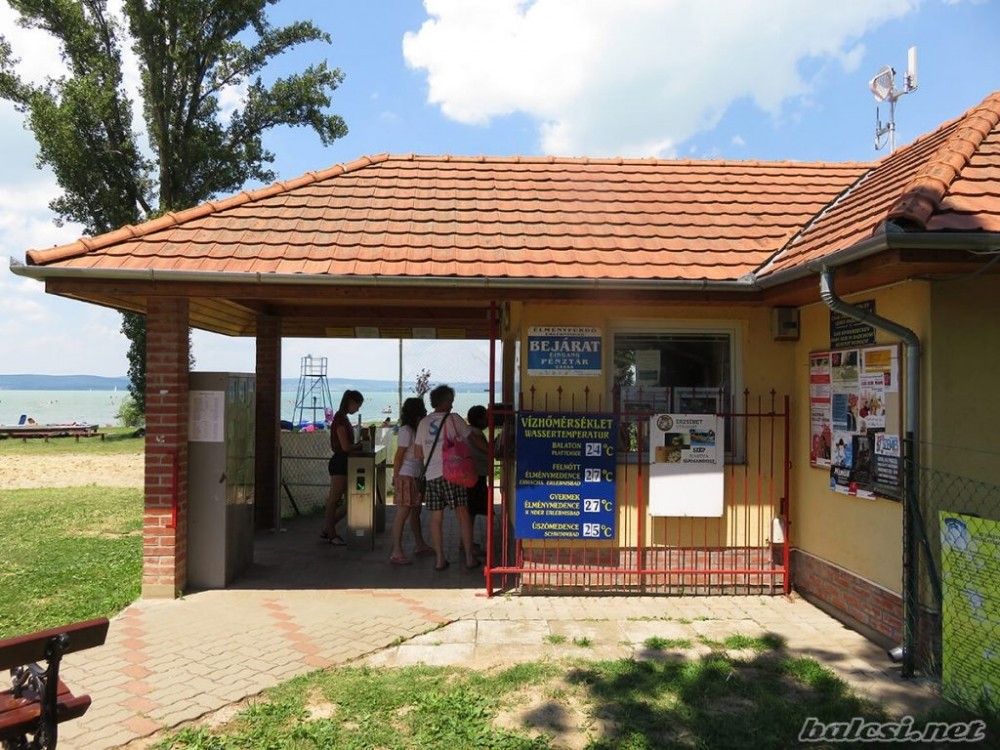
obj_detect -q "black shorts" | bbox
[467,476,488,516]
[328,453,348,476]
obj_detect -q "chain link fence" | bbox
[278,340,493,519]
[914,461,1000,717]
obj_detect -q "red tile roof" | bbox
[23,91,1000,288]
[26,156,869,283]
[760,91,1000,276]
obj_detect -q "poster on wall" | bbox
[940,512,1000,716]
[190,390,225,443]
[862,345,899,393]
[647,414,725,517]
[872,432,903,500]
[514,412,617,540]
[526,326,602,376]
[809,353,833,467]
[810,344,902,501]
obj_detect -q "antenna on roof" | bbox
[869,46,918,152]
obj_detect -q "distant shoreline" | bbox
[0,374,490,392]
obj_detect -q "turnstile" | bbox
[346,447,387,550]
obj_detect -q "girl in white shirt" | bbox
[389,397,434,564]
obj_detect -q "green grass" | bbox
[643,636,692,651]
[2,447,993,746]
[0,427,144,456]
[150,645,993,750]
[0,485,143,637]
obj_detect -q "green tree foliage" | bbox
[1,0,348,412]
[414,368,432,397]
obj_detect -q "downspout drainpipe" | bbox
[819,266,927,678]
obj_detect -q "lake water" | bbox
[0,389,491,428]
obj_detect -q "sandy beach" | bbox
[0,453,144,489]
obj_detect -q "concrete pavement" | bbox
[53,511,942,749]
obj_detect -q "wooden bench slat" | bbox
[0,618,109,671]
[0,694,91,741]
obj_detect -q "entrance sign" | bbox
[647,414,725,517]
[527,326,602,376]
[514,412,617,539]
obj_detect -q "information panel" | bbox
[647,414,725,517]
[514,413,617,540]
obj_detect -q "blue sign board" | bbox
[514,412,618,540]
[526,326,602,376]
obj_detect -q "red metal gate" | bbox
[484,391,791,596]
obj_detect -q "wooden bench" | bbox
[0,618,109,750]
[0,425,104,442]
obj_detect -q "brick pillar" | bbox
[142,298,190,598]
[255,315,281,529]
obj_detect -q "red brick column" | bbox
[142,298,190,598]
[255,315,281,529]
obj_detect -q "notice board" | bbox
[809,345,903,500]
[647,413,725,517]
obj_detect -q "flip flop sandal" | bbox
[321,532,346,546]
[389,554,413,565]
[434,560,451,572]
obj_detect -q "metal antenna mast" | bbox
[869,46,919,152]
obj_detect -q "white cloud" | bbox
[403,0,917,157]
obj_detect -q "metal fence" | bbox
[279,429,399,519]
[486,389,791,597]
[913,462,1000,716]
[278,339,491,520]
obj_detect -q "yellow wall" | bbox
[791,280,931,594]
[500,276,997,594]
[510,301,796,548]
[929,276,1000,486]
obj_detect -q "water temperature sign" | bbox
[514,412,618,540]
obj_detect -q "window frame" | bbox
[607,318,745,464]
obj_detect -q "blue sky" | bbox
[1,0,998,381]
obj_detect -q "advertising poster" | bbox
[873,431,902,500]
[858,373,886,430]
[514,413,617,540]
[526,326,602,377]
[862,345,899,393]
[848,433,875,498]
[830,430,853,494]
[940,512,1000,716]
[647,414,725,517]
[810,353,833,467]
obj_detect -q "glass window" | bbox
[612,329,741,462]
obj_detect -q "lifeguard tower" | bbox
[291,355,334,429]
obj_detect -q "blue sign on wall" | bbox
[514,412,617,540]
[526,326,602,376]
